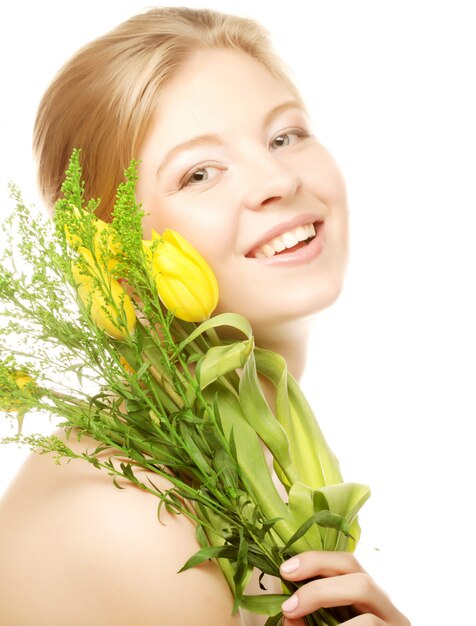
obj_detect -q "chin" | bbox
[279,270,347,319]
[311,275,346,313]
[223,282,345,339]
[215,258,348,330]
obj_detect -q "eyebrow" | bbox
[155,99,307,177]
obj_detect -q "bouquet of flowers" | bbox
[0,149,370,625]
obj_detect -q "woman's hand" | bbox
[279,551,411,626]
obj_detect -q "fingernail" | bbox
[280,557,300,573]
[281,594,299,612]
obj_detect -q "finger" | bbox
[341,615,386,625]
[280,572,397,622]
[280,551,366,582]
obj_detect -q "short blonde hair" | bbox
[33,6,303,220]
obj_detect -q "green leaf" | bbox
[255,347,344,489]
[178,421,212,478]
[214,447,239,499]
[178,544,238,573]
[210,388,292,543]
[239,594,287,615]
[314,482,371,551]
[232,528,250,613]
[195,504,239,593]
[196,340,253,390]
[246,551,278,578]
[282,510,353,553]
[119,462,136,483]
[177,312,253,354]
[287,371,343,487]
[135,360,151,380]
[264,614,283,626]
[286,481,323,553]
[239,351,297,485]
[314,510,353,535]
[228,427,237,463]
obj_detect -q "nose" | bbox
[240,149,301,211]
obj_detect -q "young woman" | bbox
[0,7,410,625]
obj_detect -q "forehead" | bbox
[154,48,300,131]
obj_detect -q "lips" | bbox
[245,214,323,259]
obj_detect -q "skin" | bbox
[0,49,410,625]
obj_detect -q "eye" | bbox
[270,128,311,151]
[180,163,221,189]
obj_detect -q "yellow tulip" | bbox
[72,249,136,341]
[144,229,219,322]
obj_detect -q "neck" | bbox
[256,318,312,382]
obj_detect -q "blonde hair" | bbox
[33,6,303,220]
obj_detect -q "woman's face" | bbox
[137,49,348,341]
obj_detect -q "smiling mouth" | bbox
[246,221,321,259]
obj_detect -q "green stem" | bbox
[205,327,221,346]
[171,318,208,355]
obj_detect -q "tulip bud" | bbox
[144,229,219,322]
[72,249,136,341]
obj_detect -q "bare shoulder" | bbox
[0,429,242,626]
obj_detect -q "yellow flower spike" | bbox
[64,223,82,248]
[0,371,36,413]
[142,237,155,262]
[145,229,219,322]
[64,206,94,249]
[64,207,119,272]
[71,249,136,341]
[93,219,120,273]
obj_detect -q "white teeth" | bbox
[281,231,300,248]
[261,244,276,258]
[252,222,317,258]
[294,225,307,240]
[306,223,316,237]
[269,237,286,252]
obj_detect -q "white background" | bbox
[1,2,475,624]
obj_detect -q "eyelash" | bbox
[179,127,311,189]
[270,127,311,150]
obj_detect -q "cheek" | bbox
[301,144,348,206]
[140,195,236,277]
[171,209,236,271]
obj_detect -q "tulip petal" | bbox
[155,274,207,322]
[162,229,219,303]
